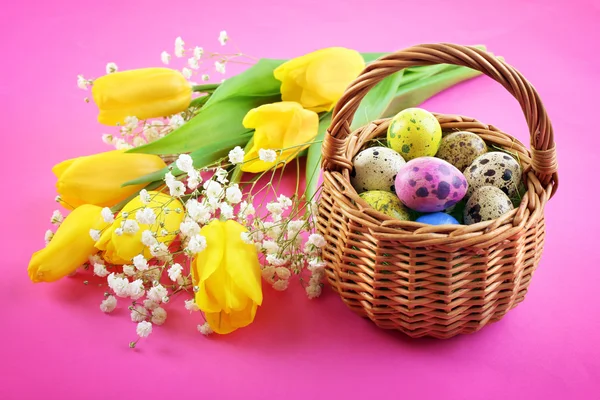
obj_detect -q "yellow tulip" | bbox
[53,150,167,209]
[192,220,262,334]
[95,191,184,265]
[240,101,319,173]
[273,47,365,113]
[28,205,110,283]
[92,67,192,126]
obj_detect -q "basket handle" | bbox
[322,43,558,195]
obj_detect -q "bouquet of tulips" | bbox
[28,33,484,345]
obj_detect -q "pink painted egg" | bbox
[395,157,468,212]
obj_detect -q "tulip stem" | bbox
[191,83,220,92]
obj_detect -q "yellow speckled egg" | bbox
[359,190,411,220]
[387,108,442,161]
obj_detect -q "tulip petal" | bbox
[205,302,258,335]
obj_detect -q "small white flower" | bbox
[186,199,212,223]
[105,62,118,74]
[169,114,185,129]
[114,227,124,236]
[168,263,183,282]
[174,36,185,57]
[50,210,63,225]
[107,273,130,297]
[287,220,305,236]
[44,229,54,245]
[185,299,199,312]
[141,230,158,247]
[168,181,186,197]
[128,279,146,300]
[220,203,234,220]
[132,254,149,271]
[147,285,168,303]
[214,168,229,184]
[188,57,200,70]
[273,279,289,291]
[139,189,151,205]
[276,267,291,280]
[145,126,161,142]
[77,75,90,90]
[204,180,223,200]
[132,136,147,147]
[262,266,275,281]
[136,321,153,338]
[262,240,279,255]
[161,51,171,65]
[306,284,322,299]
[176,154,194,173]
[123,265,135,276]
[150,243,171,261]
[89,254,103,265]
[101,134,114,145]
[193,46,204,59]
[258,148,277,163]
[101,207,115,223]
[114,138,132,150]
[225,185,243,204]
[228,146,245,165]
[277,195,292,209]
[124,116,139,130]
[198,322,213,336]
[164,172,176,185]
[151,307,167,325]
[122,219,140,235]
[201,74,210,81]
[100,295,117,313]
[187,234,207,254]
[218,30,229,46]
[215,61,226,74]
[132,307,149,322]
[240,232,253,244]
[93,263,109,277]
[308,257,326,270]
[181,67,192,79]
[238,201,255,218]
[266,254,287,267]
[266,202,283,216]
[135,208,156,225]
[307,233,326,248]
[264,221,282,239]
[187,169,202,190]
[180,219,200,238]
[143,299,159,310]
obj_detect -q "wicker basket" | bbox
[317,43,558,339]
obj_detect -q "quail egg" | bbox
[436,131,488,171]
[351,146,406,193]
[464,151,522,198]
[464,186,514,225]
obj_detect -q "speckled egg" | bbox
[394,157,468,212]
[464,151,522,198]
[416,212,459,225]
[436,131,488,171]
[359,190,411,220]
[350,146,406,193]
[387,108,442,161]
[464,186,514,225]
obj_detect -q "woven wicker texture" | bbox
[317,44,558,339]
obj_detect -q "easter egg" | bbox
[387,107,442,161]
[359,190,411,220]
[416,212,459,225]
[435,131,488,171]
[350,146,406,193]
[464,151,522,198]
[395,157,468,212]
[464,186,514,225]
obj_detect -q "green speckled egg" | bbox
[436,131,488,171]
[359,190,411,220]
[387,108,442,160]
[464,186,514,225]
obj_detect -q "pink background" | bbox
[2,0,599,399]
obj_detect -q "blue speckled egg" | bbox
[416,212,459,225]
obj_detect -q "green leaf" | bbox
[360,52,387,63]
[304,113,331,200]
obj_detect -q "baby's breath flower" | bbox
[201,74,210,81]
[143,299,159,310]
[218,30,229,46]
[215,61,226,74]
[77,74,90,90]
[44,229,54,245]
[266,254,287,266]
[238,201,255,219]
[131,306,149,322]
[185,299,200,312]
[144,125,161,142]
[225,185,243,204]
[287,220,305,236]
[93,263,109,277]
[193,46,204,59]
[124,116,139,130]
[176,154,194,173]
[308,257,326,270]
[114,227,124,236]
[186,199,212,223]
[150,243,171,261]
[133,136,147,147]
[132,254,149,271]
[147,284,168,303]
[214,168,229,184]
[262,240,279,255]
[102,134,114,145]
[273,279,289,291]
[198,322,213,336]
[100,295,117,313]
[277,195,292,209]
[105,62,118,74]
[261,266,275,281]
[174,36,185,57]
[123,265,135,276]
[275,267,291,280]
[89,254,103,265]
[135,208,156,225]
[107,273,130,297]
[101,207,115,223]
[187,234,207,254]
[204,180,223,200]
[168,181,186,197]
[128,279,145,300]
[263,222,282,239]
[306,284,322,299]
[141,230,158,247]
[220,202,234,220]
[180,219,201,238]
[161,51,171,65]
[187,169,202,190]
[228,146,245,165]
[168,263,183,282]
[139,189,152,205]
[240,232,253,244]
[122,220,140,235]
[51,210,63,225]
[181,67,192,79]
[307,233,326,248]
[136,321,153,338]
[258,148,277,163]
[151,307,167,325]
[169,114,185,129]
[164,172,176,185]
[114,138,132,150]
[266,202,283,216]
[188,57,200,70]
